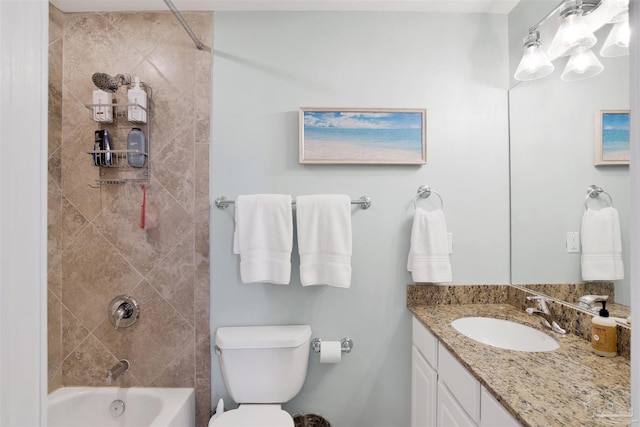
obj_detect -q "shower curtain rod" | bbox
[163,0,206,50]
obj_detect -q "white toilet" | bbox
[209,324,312,427]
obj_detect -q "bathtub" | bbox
[47,387,195,427]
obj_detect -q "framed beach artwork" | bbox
[299,108,426,164]
[594,110,630,166]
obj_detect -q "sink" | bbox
[451,317,560,352]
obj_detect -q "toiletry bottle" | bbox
[127,77,147,123]
[127,128,147,167]
[102,129,113,166]
[591,300,617,357]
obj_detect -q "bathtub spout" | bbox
[106,359,129,385]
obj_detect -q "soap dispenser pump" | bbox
[591,299,617,357]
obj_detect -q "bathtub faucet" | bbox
[106,359,130,385]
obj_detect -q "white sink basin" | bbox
[451,317,560,352]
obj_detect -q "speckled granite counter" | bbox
[409,303,631,427]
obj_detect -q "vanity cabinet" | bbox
[411,316,521,427]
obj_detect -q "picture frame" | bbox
[299,107,426,165]
[594,110,630,166]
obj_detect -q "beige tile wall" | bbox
[48,5,212,426]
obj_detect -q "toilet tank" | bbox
[215,325,312,404]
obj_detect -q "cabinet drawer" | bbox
[438,345,480,423]
[412,316,438,368]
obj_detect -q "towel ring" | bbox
[414,185,444,210]
[584,184,613,210]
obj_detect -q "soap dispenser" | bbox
[591,299,617,357]
[127,76,147,123]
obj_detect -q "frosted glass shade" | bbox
[561,49,604,81]
[585,0,628,31]
[600,16,629,57]
[514,45,555,81]
[548,12,597,59]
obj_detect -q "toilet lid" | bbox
[209,405,294,427]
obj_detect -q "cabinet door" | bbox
[480,387,522,427]
[437,381,477,427]
[412,346,437,427]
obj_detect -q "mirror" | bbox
[509,1,631,310]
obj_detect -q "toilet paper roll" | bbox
[320,341,342,364]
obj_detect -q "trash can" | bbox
[293,413,331,427]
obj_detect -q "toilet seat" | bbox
[209,404,294,427]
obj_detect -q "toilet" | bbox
[209,324,312,427]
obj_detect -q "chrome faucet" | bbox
[578,294,609,314]
[525,296,566,334]
[106,359,130,385]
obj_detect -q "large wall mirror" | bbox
[509,1,630,309]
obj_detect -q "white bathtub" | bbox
[47,387,195,427]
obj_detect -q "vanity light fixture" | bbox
[514,0,629,82]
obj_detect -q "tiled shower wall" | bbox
[48,5,212,425]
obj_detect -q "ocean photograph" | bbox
[300,109,426,164]
[601,112,630,162]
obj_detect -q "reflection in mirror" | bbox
[508,0,630,309]
[514,283,630,319]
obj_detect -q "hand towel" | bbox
[296,194,352,288]
[233,194,293,284]
[581,207,624,281]
[407,208,452,283]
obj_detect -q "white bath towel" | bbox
[296,195,352,288]
[407,208,452,283]
[233,194,293,284]
[581,207,624,281]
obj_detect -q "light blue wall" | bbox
[211,12,510,426]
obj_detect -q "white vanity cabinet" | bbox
[411,316,522,427]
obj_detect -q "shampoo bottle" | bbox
[127,77,147,123]
[591,300,617,357]
[127,128,147,167]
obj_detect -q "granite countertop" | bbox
[410,303,631,427]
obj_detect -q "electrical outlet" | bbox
[447,233,453,254]
[566,232,580,253]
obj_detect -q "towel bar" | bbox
[214,195,371,210]
[584,184,613,210]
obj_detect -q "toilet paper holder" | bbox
[311,337,353,354]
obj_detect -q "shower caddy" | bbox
[85,84,151,186]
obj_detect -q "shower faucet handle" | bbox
[108,295,140,330]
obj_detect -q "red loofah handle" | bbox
[140,184,146,229]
